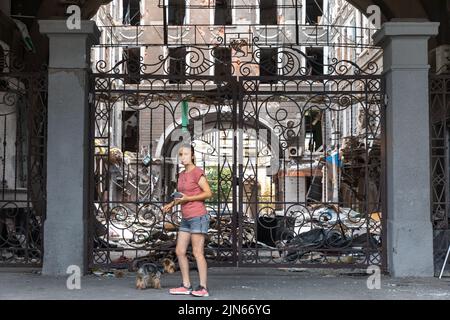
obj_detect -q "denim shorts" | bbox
[179,214,210,234]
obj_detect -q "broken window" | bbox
[168,47,186,84]
[122,111,139,153]
[168,0,186,25]
[260,0,277,25]
[123,47,141,84]
[215,0,232,25]
[123,0,141,26]
[259,48,278,83]
[305,110,323,152]
[305,0,323,25]
[213,47,231,82]
[305,47,324,76]
[306,176,323,202]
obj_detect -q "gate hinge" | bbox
[384,94,389,107]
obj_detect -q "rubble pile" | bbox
[92,142,382,269]
[340,136,382,213]
[94,201,381,267]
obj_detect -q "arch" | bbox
[154,110,280,161]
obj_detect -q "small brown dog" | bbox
[135,258,176,290]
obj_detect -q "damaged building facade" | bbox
[0,0,449,278]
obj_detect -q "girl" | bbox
[163,144,213,297]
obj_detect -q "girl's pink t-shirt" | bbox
[177,166,207,219]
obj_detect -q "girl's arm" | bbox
[175,176,213,204]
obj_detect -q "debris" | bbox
[340,137,381,212]
[1,250,13,260]
[328,255,354,264]
[112,255,132,264]
[91,138,382,267]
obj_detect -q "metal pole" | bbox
[439,243,450,279]
[163,1,168,44]
[295,0,299,45]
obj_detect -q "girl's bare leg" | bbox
[175,231,192,287]
[191,233,207,288]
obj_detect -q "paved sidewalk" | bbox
[1,268,449,300]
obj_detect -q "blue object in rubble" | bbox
[142,154,152,167]
[326,152,342,167]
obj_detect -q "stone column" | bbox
[39,20,100,276]
[373,21,440,277]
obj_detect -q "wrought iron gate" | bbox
[236,53,385,267]
[430,73,450,276]
[90,45,385,270]
[0,49,47,267]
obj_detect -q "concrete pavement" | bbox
[1,267,449,300]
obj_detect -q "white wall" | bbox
[285,176,306,203]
